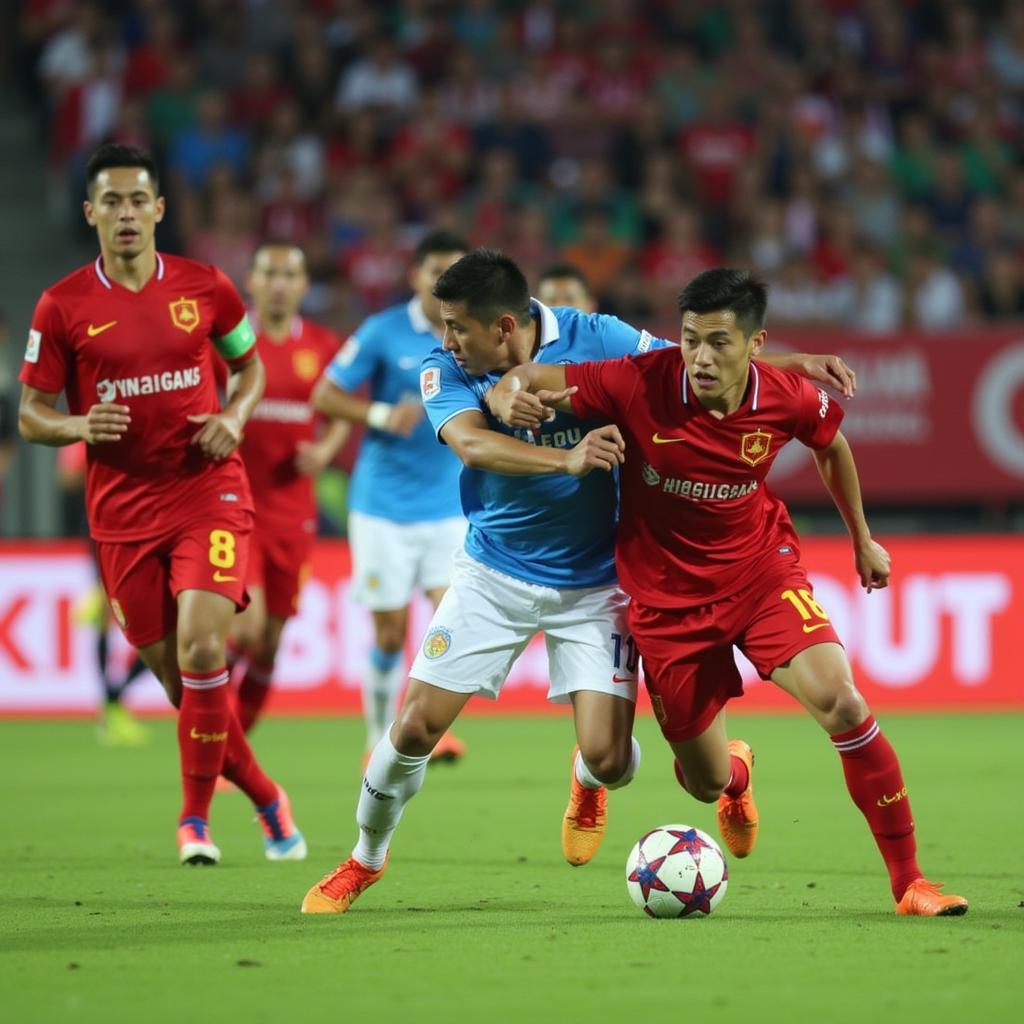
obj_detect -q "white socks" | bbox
[363,650,405,750]
[352,731,429,870]
[575,736,642,791]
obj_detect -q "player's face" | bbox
[538,277,595,313]
[83,167,164,259]
[248,246,308,320]
[412,251,466,324]
[439,300,511,375]
[680,310,765,410]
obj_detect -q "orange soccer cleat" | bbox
[301,856,388,914]
[716,739,759,859]
[895,879,969,917]
[561,746,608,867]
[430,731,466,765]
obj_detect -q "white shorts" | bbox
[348,512,466,610]
[409,550,638,704]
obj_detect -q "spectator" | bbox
[169,89,249,192]
[977,248,1024,318]
[830,244,905,334]
[560,206,632,300]
[906,248,967,330]
[335,34,418,114]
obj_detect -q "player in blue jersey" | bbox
[312,230,469,767]
[301,250,854,914]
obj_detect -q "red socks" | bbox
[222,706,278,808]
[178,669,230,822]
[236,660,274,733]
[831,715,921,900]
[673,752,749,797]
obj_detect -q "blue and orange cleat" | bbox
[301,855,388,914]
[256,786,307,861]
[177,817,221,865]
[561,746,608,866]
[430,731,466,765]
[716,739,759,859]
[896,879,968,916]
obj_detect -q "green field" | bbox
[2,712,1021,1023]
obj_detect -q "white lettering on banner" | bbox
[935,574,1011,684]
[972,342,1024,475]
[0,552,1016,710]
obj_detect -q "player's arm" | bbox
[811,430,890,592]
[440,409,624,477]
[486,363,577,428]
[18,384,130,446]
[759,351,857,398]
[311,377,421,437]
[295,418,351,476]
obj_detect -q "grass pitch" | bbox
[2,712,1021,1024]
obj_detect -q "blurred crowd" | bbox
[15,0,1024,335]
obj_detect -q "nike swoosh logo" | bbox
[212,571,238,583]
[651,433,687,445]
[87,320,117,337]
[611,675,633,683]
[802,622,830,634]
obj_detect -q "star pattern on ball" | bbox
[628,852,670,902]
[673,870,722,917]
[665,828,711,859]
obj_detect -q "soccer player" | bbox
[227,242,348,732]
[300,250,852,914]
[489,268,968,917]
[537,263,596,313]
[18,143,306,865]
[311,230,471,767]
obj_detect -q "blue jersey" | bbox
[421,300,668,588]
[325,298,463,523]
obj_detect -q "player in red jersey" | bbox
[489,268,968,917]
[228,242,347,731]
[18,143,306,865]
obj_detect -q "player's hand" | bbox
[855,538,890,593]
[564,424,625,477]
[802,354,857,399]
[81,403,131,444]
[187,411,243,460]
[487,376,575,429]
[294,439,333,476]
[385,401,423,437]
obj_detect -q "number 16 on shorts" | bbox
[612,631,639,683]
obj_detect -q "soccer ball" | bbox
[626,824,728,918]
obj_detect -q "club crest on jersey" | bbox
[292,348,319,382]
[169,297,200,333]
[740,428,772,466]
[641,462,661,486]
[422,626,452,659]
[25,329,41,363]
[421,367,441,401]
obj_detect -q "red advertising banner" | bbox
[720,329,1024,503]
[0,537,1020,715]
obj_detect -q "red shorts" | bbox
[96,506,253,648]
[247,521,315,619]
[630,561,842,743]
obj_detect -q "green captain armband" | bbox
[213,315,256,361]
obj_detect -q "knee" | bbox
[178,632,226,674]
[391,703,443,757]
[815,678,869,735]
[579,744,631,786]
[375,620,406,654]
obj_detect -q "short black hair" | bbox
[414,228,469,265]
[677,268,768,336]
[538,263,592,294]
[85,143,160,197]
[250,239,306,265]
[433,249,531,326]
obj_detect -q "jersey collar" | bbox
[94,252,165,290]
[408,296,437,336]
[681,360,761,411]
[530,298,559,350]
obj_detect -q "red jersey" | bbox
[20,253,255,542]
[567,350,844,607]
[240,317,340,530]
